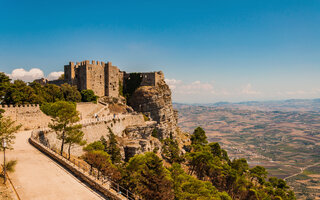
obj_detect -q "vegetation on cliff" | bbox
[184,127,295,200]
[80,125,295,200]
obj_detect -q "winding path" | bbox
[284,162,320,180]
[0,131,105,200]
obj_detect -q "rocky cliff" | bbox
[128,78,178,140]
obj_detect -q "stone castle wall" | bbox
[86,62,106,97]
[1,102,109,130]
[39,113,149,157]
[1,104,51,130]
[105,63,122,97]
[64,60,164,98]
[140,71,164,86]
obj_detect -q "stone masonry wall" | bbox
[1,104,51,130]
[41,113,147,157]
[106,63,121,98]
[1,102,107,130]
[86,61,106,97]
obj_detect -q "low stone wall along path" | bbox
[0,131,105,200]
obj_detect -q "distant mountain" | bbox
[173,98,320,112]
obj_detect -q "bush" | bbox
[81,89,98,102]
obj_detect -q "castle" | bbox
[64,60,164,97]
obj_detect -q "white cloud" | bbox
[166,78,269,103]
[47,71,64,80]
[165,79,182,90]
[7,68,64,82]
[8,68,44,82]
[241,83,261,95]
[165,79,215,95]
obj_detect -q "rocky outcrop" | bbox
[128,79,178,139]
[120,121,162,161]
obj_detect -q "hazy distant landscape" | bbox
[174,99,320,200]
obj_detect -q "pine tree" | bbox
[65,127,86,159]
[107,127,122,164]
[191,127,208,146]
[0,115,21,150]
[41,101,80,156]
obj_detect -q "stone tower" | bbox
[64,60,122,97]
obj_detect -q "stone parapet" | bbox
[1,104,39,108]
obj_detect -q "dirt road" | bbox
[0,131,105,200]
[284,162,320,180]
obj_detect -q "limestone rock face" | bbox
[128,80,178,139]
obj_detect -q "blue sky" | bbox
[0,0,319,103]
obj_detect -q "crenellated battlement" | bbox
[69,60,106,67]
[1,104,40,108]
[1,104,51,130]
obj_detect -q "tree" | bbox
[124,152,174,200]
[58,74,64,80]
[99,136,108,151]
[83,150,120,180]
[61,83,81,102]
[162,138,183,164]
[83,141,105,152]
[107,127,121,164]
[186,149,214,178]
[249,166,268,184]
[4,80,38,104]
[0,72,10,84]
[65,127,86,159]
[0,73,11,103]
[29,82,48,104]
[208,142,230,162]
[43,84,64,102]
[191,127,208,146]
[169,163,231,200]
[41,101,80,156]
[0,116,21,150]
[81,89,97,102]
[231,158,249,175]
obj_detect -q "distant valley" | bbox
[174,99,320,200]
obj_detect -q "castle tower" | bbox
[64,62,76,85]
[105,62,121,97]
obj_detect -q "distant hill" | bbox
[174,98,320,112]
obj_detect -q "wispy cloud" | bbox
[165,79,215,95]
[241,83,261,95]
